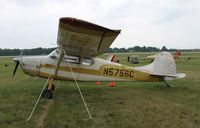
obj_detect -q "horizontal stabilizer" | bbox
[164,73,186,80]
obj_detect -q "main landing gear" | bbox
[42,77,55,99]
[42,84,55,99]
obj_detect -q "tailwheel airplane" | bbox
[12,17,186,99]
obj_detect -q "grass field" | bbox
[0,52,200,128]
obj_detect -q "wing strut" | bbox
[26,48,64,121]
[64,50,92,120]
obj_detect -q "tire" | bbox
[42,89,53,99]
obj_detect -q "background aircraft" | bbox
[146,51,182,61]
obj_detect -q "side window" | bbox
[63,55,80,64]
[82,57,94,65]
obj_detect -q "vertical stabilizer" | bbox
[135,52,185,79]
[152,52,176,76]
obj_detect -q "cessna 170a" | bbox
[12,17,185,99]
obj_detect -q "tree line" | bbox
[0,47,56,56]
[107,46,166,53]
[107,46,199,53]
[0,46,199,56]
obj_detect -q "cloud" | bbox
[0,0,200,49]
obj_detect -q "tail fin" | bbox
[135,52,185,80]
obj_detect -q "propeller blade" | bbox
[12,50,23,77]
[13,61,19,77]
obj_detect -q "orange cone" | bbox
[96,81,101,85]
[109,81,116,87]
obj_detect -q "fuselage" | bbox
[15,54,164,82]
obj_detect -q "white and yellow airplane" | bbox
[13,17,185,99]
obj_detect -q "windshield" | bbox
[48,49,59,58]
[63,55,80,64]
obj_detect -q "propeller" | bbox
[12,50,23,77]
[12,59,20,77]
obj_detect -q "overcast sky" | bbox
[0,0,200,49]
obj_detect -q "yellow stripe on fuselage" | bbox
[39,64,163,82]
[41,64,101,76]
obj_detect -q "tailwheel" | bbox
[42,89,53,99]
[163,80,171,87]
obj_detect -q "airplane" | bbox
[146,54,157,60]
[173,51,181,59]
[106,54,119,63]
[12,17,186,99]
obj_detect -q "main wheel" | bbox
[42,89,53,99]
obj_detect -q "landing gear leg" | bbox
[42,48,64,99]
[163,80,171,87]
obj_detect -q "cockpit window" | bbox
[49,49,94,65]
[63,55,80,64]
[82,57,94,65]
[49,49,80,64]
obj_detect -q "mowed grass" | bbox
[0,52,200,128]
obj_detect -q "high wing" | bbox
[57,17,121,57]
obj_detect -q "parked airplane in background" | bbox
[173,51,182,59]
[146,54,157,60]
[106,54,119,63]
[146,51,182,61]
[12,17,185,99]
